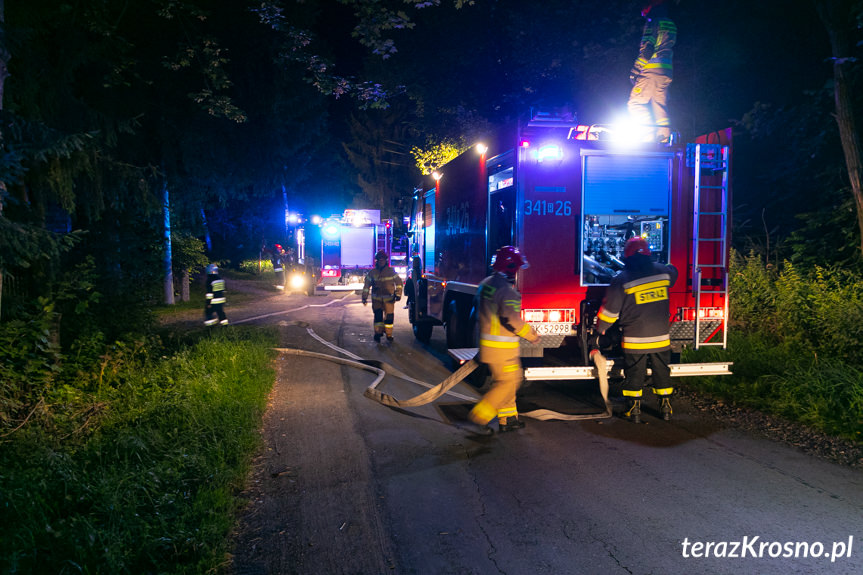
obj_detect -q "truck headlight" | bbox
[289,273,306,290]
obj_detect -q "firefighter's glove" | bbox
[393,295,401,302]
[362,299,368,306]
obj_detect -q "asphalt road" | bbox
[225,286,863,575]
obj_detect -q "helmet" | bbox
[491,246,528,278]
[641,0,666,18]
[624,237,651,258]
[374,250,388,263]
[206,263,219,275]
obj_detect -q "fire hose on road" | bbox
[274,322,613,422]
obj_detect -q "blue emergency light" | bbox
[537,144,563,163]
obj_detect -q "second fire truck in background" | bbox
[320,209,403,291]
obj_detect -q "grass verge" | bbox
[682,330,863,443]
[0,327,278,574]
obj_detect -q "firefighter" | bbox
[403,255,422,309]
[271,243,286,290]
[467,246,540,435]
[204,263,229,326]
[362,250,404,343]
[627,0,677,143]
[595,237,678,423]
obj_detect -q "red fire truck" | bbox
[320,209,399,291]
[406,110,732,380]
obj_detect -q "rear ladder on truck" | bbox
[688,143,730,349]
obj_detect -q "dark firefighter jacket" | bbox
[476,272,538,352]
[595,256,677,353]
[362,265,404,303]
[633,9,676,78]
[206,275,227,305]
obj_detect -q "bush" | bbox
[0,327,278,574]
[729,250,863,363]
[687,251,863,442]
[238,258,273,274]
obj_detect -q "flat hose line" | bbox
[273,345,613,422]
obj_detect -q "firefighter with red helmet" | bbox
[271,243,286,290]
[595,237,678,423]
[362,250,404,343]
[467,246,540,435]
[627,0,677,143]
[204,263,229,326]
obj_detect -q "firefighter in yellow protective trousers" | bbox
[467,246,540,435]
[627,0,677,143]
[595,237,678,423]
[362,250,404,343]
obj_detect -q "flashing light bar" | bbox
[570,125,601,141]
[537,144,563,163]
[522,308,576,323]
[678,307,725,321]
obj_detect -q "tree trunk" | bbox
[200,208,212,252]
[815,0,863,256]
[0,0,9,321]
[163,180,175,305]
[181,270,190,302]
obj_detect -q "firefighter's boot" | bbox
[461,420,494,436]
[659,397,672,421]
[373,332,382,343]
[623,399,642,424]
[498,417,525,432]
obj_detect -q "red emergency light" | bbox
[321,269,340,278]
[677,307,725,321]
[522,308,576,324]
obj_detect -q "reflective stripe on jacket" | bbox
[362,265,404,302]
[476,272,537,351]
[634,15,676,77]
[206,277,227,305]
[596,259,678,353]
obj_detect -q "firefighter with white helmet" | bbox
[595,237,678,423]
[362,250,404,342]
[467,246,540,435]
[204,263,229,326]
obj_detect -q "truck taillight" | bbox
[321,269,340,278]
[522,309,576,323]
[678,307,725,321]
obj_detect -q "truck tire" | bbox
[413,321,433,343]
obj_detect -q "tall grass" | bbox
[684,251,863,443]
[0,327,278,574]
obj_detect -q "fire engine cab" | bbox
[407,110,732,380]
